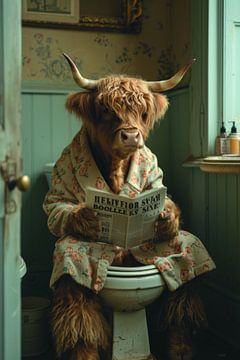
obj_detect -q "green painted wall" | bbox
[166,89,240,346]
[21,90,80,296]
[187,0,240,346]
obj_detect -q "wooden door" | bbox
[0,1,22,359]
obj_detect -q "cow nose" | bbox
[120,129,140,146]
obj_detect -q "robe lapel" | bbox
[70,127,153,198]
[70,128,112,194]
[120,147,153,198]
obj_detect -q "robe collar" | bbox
[70,127,152,197]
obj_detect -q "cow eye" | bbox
[142,112,148,122]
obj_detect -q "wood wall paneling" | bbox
[21,91,80,296]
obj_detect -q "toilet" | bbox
[19,256,27,280]
[44,163,55,187]
[100,265,165,360]
[44,163,165,359]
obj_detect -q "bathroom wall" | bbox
[21,0,191,296]
[169,135,240,346]
[22,0,190,86]
[21,1,240,347]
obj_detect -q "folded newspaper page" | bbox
[86,186,167,248]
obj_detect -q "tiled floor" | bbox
[22,331,240,360]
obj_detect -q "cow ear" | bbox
[153,94,169,121]
[65,92,95,120]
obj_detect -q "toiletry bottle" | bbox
[215,121,228,155]
[227,121,240,154]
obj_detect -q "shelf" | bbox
[183,156,240,174]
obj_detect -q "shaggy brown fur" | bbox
[65,76,169,194]
[67,204,100,240]
[167,328,194,360]
[51,275,110,359]
[50,70,204,359]
[155,197,181,242]
[61,343,100,360]
[163,282,206,359]
[159,283,207,331]
[147,281,207,359]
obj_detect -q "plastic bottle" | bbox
[215,121,228,155]
[227,121,240,154]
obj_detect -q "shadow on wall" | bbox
[21,173,55,298]
[21,91,80,297]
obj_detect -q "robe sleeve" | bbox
[50,236,119,292]
[43,147,85,237]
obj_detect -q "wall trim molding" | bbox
[22,80,190,96]
[22,80,79,94]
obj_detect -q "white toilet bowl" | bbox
[100,264,165,360]
[19,256,27,279]
[44,163,54,187]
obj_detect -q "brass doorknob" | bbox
[8,175,31,191]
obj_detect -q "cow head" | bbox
[64,53,194,160]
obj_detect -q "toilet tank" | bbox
[43,163,55,187]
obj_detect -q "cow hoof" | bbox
[167,328,194,360]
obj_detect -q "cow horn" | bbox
[146,58,196,92]
[63,53,99,90]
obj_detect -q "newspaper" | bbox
[86,186,167,248]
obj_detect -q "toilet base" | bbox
[112,308,155,360]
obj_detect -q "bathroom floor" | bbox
[150,330,240,360]
[22,331,240,360]
[188,331,240,360]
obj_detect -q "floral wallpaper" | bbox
[22,0,190,86]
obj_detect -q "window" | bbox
[190,0,240,158]
[190,0,223,157]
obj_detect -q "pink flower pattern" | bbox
[95,176,105,190]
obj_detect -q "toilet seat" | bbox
[105,265,164,290]
[19,256,27,279]
[107,264,159,277]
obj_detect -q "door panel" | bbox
[0,1,22,359]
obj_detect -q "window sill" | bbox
[183,156,240,174]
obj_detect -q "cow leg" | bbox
[167,283,206,359]
[167,327,194,360]
[51,275,110,359]
[154,281,207,359]
[60,343,100,360]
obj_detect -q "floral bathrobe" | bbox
[43,127,215,293]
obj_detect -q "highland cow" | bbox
[43,54,215,360]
